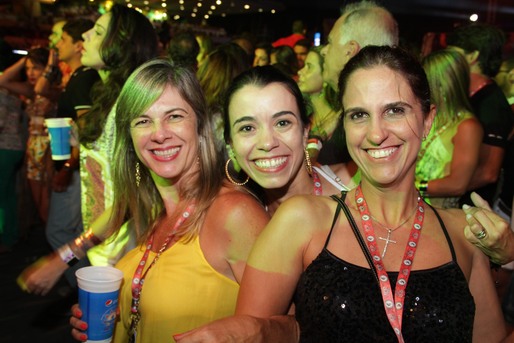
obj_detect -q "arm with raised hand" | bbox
[463,192,514,265]
[0,57,35,98]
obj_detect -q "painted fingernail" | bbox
[466,213,472,219]
[80,323,87,330]
[80,334,87,341]
[462,204,470,210]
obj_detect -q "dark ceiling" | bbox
[135,0,514,43]
[142,0,514,31]
[2,0,513,51]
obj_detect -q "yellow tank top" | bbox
[113,234,239,343]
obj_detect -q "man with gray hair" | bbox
[316,1,398,165]
[322,1,399,91]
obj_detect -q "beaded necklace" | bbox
[128,204,195,343]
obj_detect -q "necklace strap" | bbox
[355,185,425,342]
[129,203,195,338]
[312,169,323,195]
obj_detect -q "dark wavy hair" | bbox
[79,4,159,144]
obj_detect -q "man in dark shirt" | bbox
[447,23,514,206]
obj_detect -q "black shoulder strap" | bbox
[330,192,380,284]
[426,203,458,262]
[324,193,343,250]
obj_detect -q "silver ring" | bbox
[476,229,487,240]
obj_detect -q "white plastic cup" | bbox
[76,266,123,343]
[45,117,71,160]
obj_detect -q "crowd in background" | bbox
[1,0,514,342]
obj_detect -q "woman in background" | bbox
[0,48,56,224]
[297,45,341,165]
[416,49,483,208]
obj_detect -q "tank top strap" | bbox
[426,203,458,262]
[326,192,346,249]
[330,191,380,284]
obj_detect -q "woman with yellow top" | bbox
[70,59,269,342]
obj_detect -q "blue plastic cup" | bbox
[45,118,71,160]
[76,266,123,343]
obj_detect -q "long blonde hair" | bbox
[422,49,473,130]
[110,58,223,242]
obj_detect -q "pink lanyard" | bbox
[355,186,424,342]
[128,204,195,340]
[312,169,322,195]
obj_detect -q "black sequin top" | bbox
[294,198,475,343]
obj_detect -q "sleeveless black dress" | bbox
[294,193,475,342]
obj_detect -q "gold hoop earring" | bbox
[225,158,249,186]
[304,149,313,175]
[135,162,141,187]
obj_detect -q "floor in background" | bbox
[0,224,77,343]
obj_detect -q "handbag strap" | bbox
[330,192,380,285]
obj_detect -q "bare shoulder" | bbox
[207,185,269,235]
[251,195,338,269]
[457,114,483,135]
[211,186,267,217]
[270,195,337,235]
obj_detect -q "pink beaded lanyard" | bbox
[312,169,323,195]
[355,186,424,343]
[128,204,195,343]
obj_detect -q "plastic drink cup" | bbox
[76,266,123,343]
[45,117,71,160]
